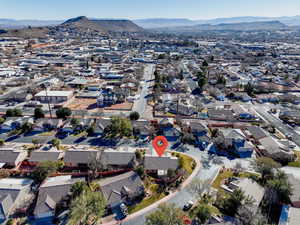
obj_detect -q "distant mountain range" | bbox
[0,15,299,30]
[0,15,298,37]
[0,16,144,37]
[134,15,300,28]
[154,21,289,33]
[0,19,63,28]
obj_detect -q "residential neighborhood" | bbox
[0,2,299,225]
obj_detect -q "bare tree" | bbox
[88,150,107,180]
[188,178,211,200]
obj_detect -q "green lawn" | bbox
[178,153,195,175]
[128,183,166,214]
[288,151,300,167]
[38,131,56,136]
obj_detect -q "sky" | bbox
[0,0,299,20]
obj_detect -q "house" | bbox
[34,91,73,104]
[0,117,23,132]
[0,178,33,221]
[94,118,111,136]
[162,127,181,142]
[34,176,83,219]
[132,120,152,139]
[28,150,65,166]
[258,136,295,163]
[0,148,27,168]
[168,103,197,116]
[224,178,264,208]
[245,126,268,143]
[182,120,208,137]
[33,118,63,132]
[64,149,99,167]
[208,109,234,121]
[235,93,252,102]
[214,129,253,158]
[195,135,211,151]
[101,148,136,169]
[144,153,178,176]
[99,171,144,209]
[59,119,74,135]
[209,88,225,101]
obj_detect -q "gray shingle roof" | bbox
[144,155,178,171]
[0,149,27,165]
[34,176,83,217]
[247,126,267,140]
[64,150,99,164]
[29,150,64,163]
[101,150,135,166]
[99,171,144,206]
[0,194,13,218]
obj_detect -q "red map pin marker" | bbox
[152,136,168,157]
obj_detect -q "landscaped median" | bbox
[102,151,201,225]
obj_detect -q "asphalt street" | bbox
[132,64,155,116]
[253,106,300,147]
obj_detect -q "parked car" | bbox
[183,200,194,211]
[119,203,128,219]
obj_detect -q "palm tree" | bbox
[67,190,106,225]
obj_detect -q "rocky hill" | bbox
[92,19,144,32]
[0,16,144,38]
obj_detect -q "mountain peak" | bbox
[62,16,89,25]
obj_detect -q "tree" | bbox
[56,107,72,119]
[135,166,145,179]
[255,157,280,183]
[21,122,33,134]
[145,203,186,225]
[5,108,22,117]
[109,116,133,138]
[51,138,61,149]
[32,138,41,146]
[67,190,106,225]
[236,206,268,225]
[34,107,45,119]
[194,204,212,224]
[86,126,95,136]
[88,151,107,179]
[245,82,254,96]
[129,111,140,121]
[0,117,5,124]
[198,76,207,89]
[266,170,293,205]
[0,139,4,146]
[202,60,208,67]
[220,188,254,216]
[71,118,80,127]
[295,74,300,83]
[32,161,62,182]
[71,181,89,199]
